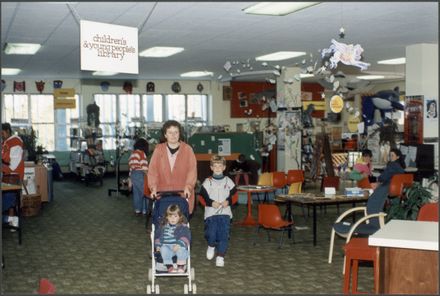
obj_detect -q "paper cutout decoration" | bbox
[100,81,110,91]
[13,81,25,92]
[53,80,63,89]
[347,115,360,132]
[1,79,6,92]
[329,95,343,113]
[197,83,204,93]
[321,39,370,70]
[146,82,155,93]
[123,81,133,94]
[35,81,45,94]
[171,82,181,93]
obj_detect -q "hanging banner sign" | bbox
[80,20,138,74]
[347,115,361,132]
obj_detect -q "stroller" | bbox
[147,192,196,294]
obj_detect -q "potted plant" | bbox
[386,182,433,221]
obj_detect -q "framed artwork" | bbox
[223,86,232,101]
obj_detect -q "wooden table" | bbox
[369,219,438,294]
[1,182,22,244]
[236,185,276,226]
[275,193,369,246]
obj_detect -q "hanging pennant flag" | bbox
[0,79,6,92]
[123,81,133,94]
[13,81,25,92]
[53,80,63,89]
[35,81,45,94]
[100,81,110,91]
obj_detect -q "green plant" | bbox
[386,182,433,221]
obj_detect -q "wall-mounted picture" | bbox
[239,99,248,108]
[223,85,232,100]
[426,99,437,119]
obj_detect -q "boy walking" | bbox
[199,155,236,267]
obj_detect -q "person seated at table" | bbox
[366,148,406,212]
[229,154,250,185]
[2,123,23,229]
[199,155,236,267]
[349,149,376,183]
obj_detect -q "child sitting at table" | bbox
[199,155,237,267]
[229,154,250,185]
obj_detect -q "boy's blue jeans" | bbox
[160,244,188,265]
[204,215,230,256]
[131,170,147,214]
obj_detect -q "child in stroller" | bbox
[147,192,196,294]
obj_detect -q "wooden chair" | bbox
[328,183,388,264]
[253,203,293,248]
[417,202,439,221]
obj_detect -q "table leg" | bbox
[313,205,317,246]
[239,192,257,226]
[286,202,292,238]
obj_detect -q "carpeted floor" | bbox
[1,176,375,294]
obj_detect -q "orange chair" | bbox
[254,203,293,248]
[286,170,304,185]
[357,177,372,189]
[388,173,414,198]
[272,171,287,193]
[197,192,239,207]
[39,278,56,294]
[343,238,379,294]
[417,202,439,221]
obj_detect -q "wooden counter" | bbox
[369,220,439,294]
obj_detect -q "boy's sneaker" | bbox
[8,216,18,228]
[206,246,215,260]
[215,256,224,267]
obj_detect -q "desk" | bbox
[369,220,438,294]
[237,185,276,226]
[1,182,22,244]
[275,193,369,246]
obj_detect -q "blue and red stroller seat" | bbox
[151,192,190,272]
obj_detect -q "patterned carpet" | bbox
[1,176,374,294]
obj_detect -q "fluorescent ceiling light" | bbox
[139,47,184,58]
[300,73,314,78]
[92,71,119,76]
[357,75,385,80]
[243,2,320,16]
[2,68,21,75]
[256,51,306,61]
[180,71,213,78]
[4,43,41,55]
[377,57,406,65]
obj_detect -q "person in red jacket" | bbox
[148,120,197,214]
[2,123,24,228]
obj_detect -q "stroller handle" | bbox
[153,190,188,200]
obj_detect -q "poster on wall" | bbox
[284,110,302,169]
[423,97,438,140]
[218,138,231,156]
[80,20,138,74]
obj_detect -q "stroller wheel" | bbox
[146,285,151,294]
[155,284,160,294]
[192,283,197,294]
[190,267,195,280]
[184,284,189,294]
[148,268,152,281]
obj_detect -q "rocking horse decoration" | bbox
[321,39,371,71]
